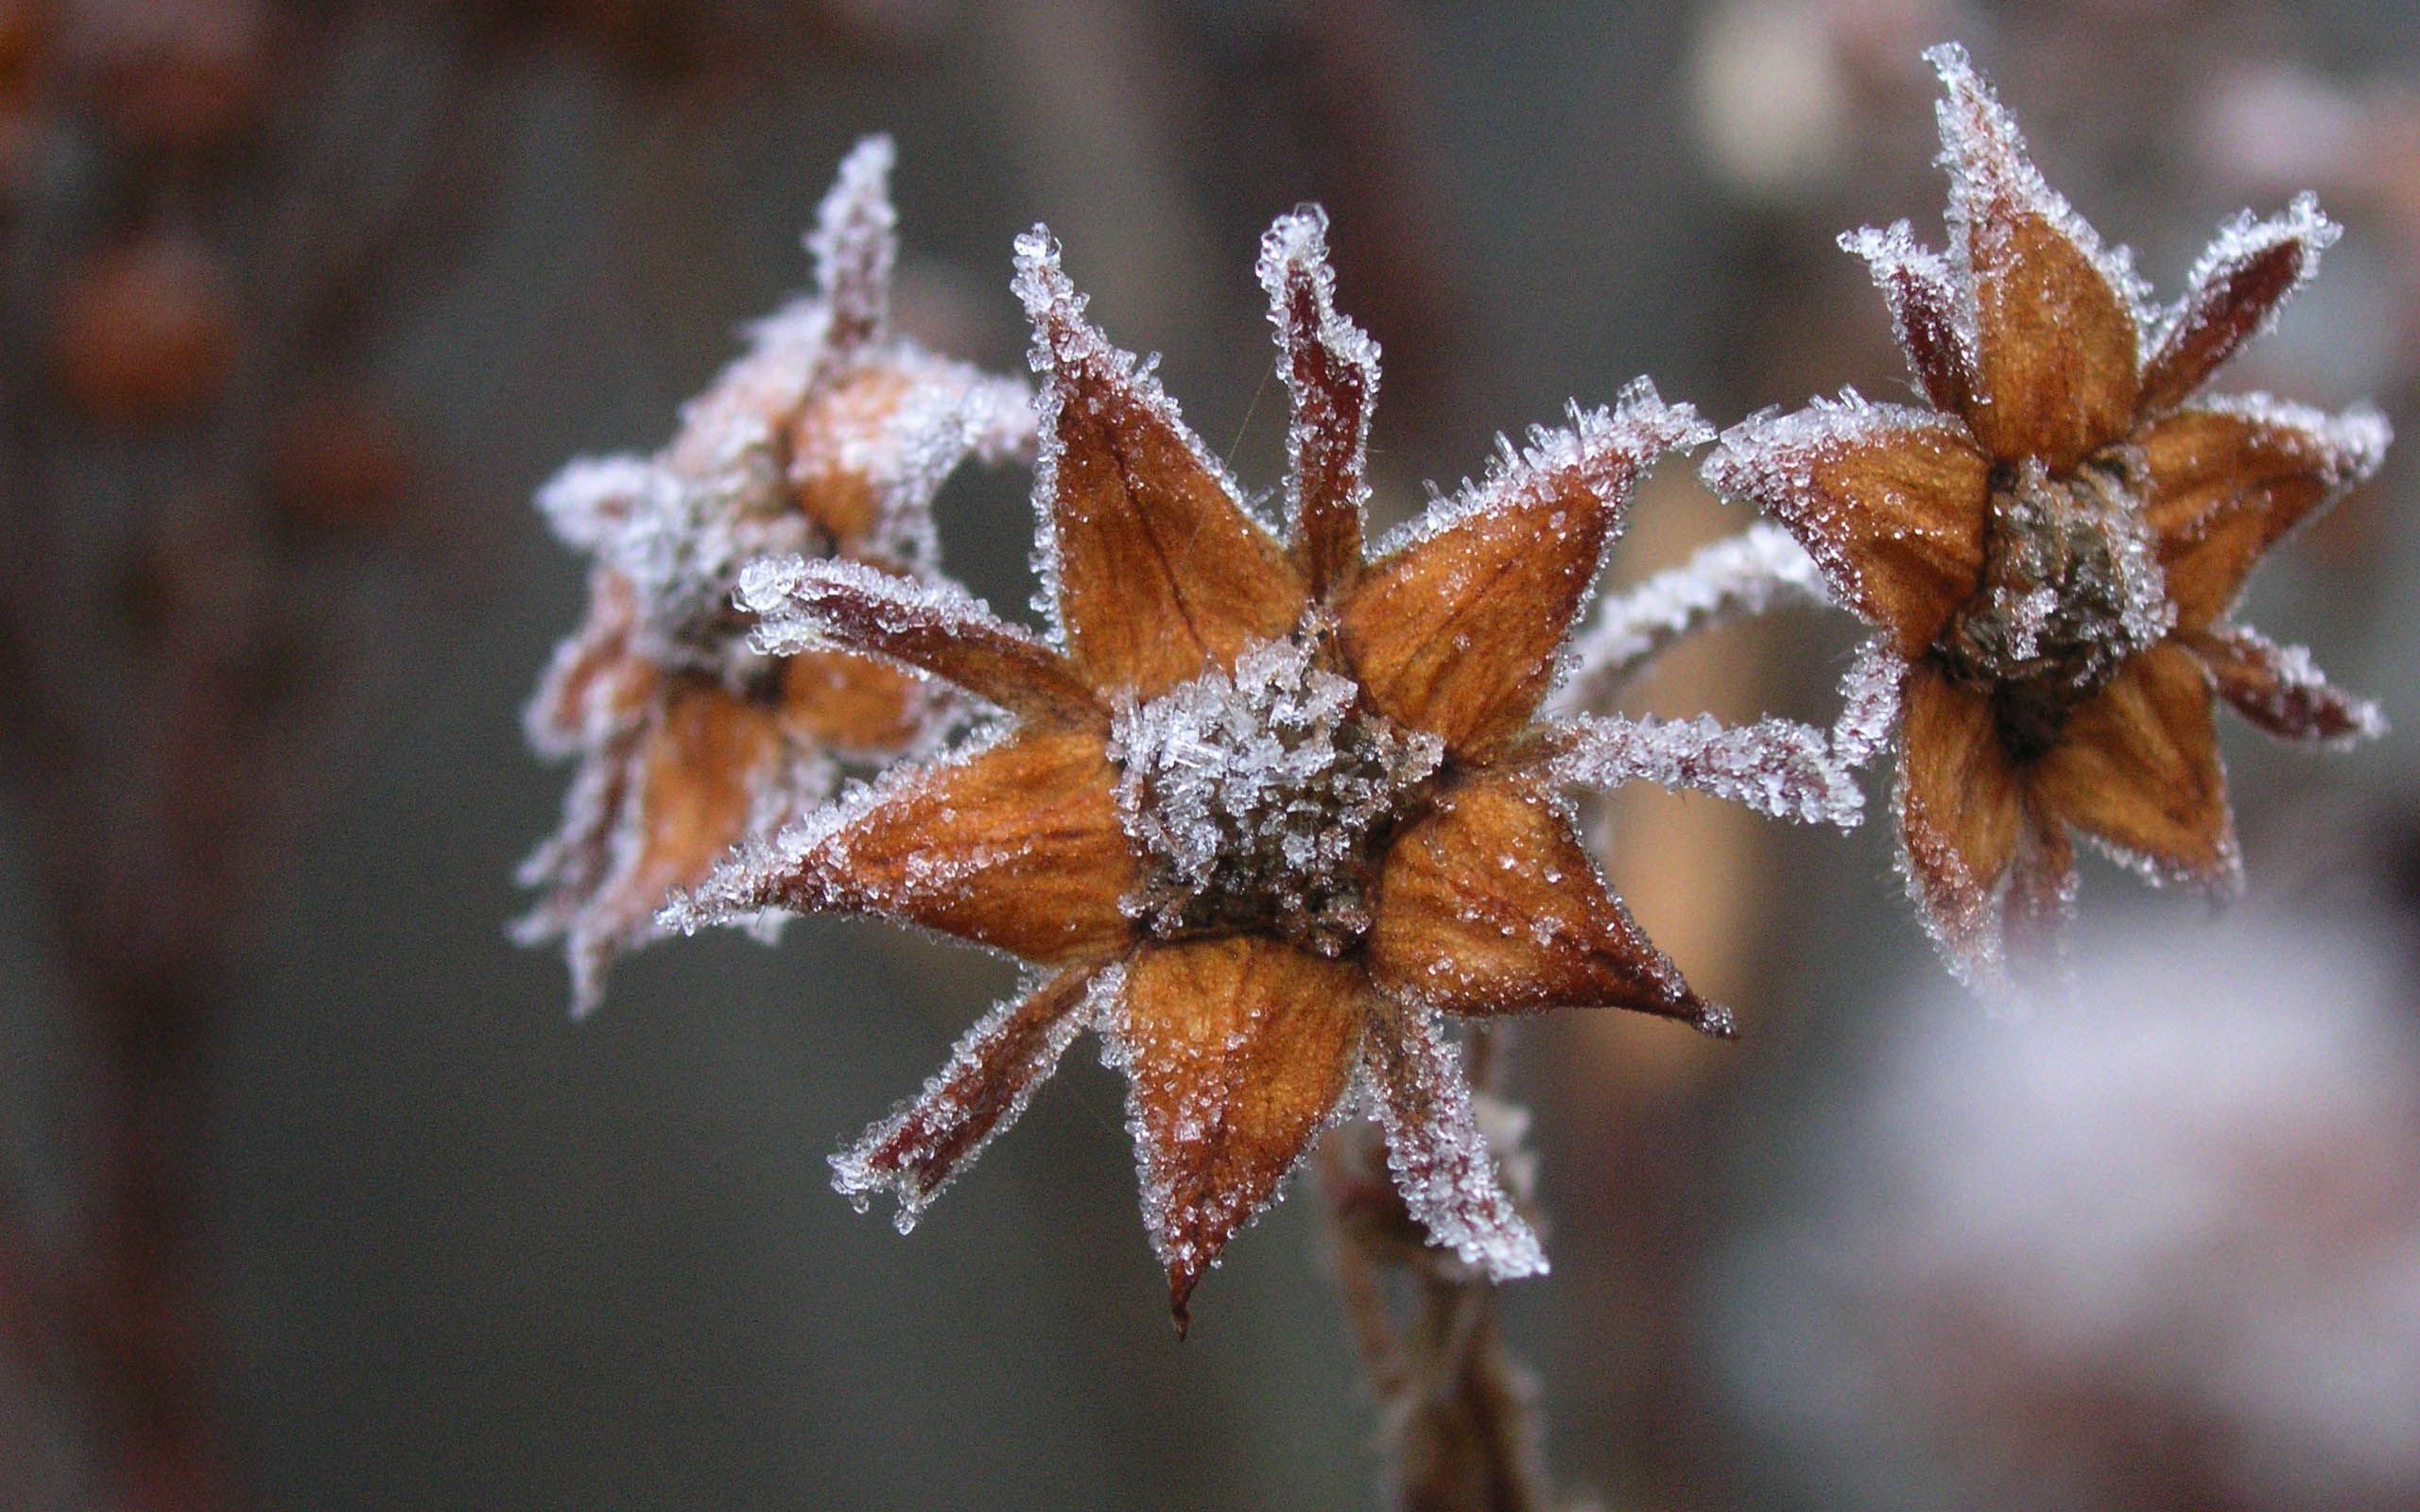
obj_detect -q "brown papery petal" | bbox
[755,558,1100,727]
[1842,222,1976,414]
[1340,394,1703,758]
[2032,643,2238,887]
[2185,625,2382,746]
[2138,399,2390,632]
[1113,936,1365,1330]
[778,648,930,756]
[1367,772,1704,1025]
[613,687,786,941]
[706,730,1133,963]
[1931,44,2140,471]
[1258,207,1374,599]
[1703,401,1991,657]
[1015,229,1305,699]
[1896,664,2024,983]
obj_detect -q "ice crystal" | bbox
[1109,634,1443,954]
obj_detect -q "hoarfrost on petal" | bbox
[808,133,897,350]
[1553,523,1831,713]
[1553,712,1865,830]
[1828,636,1909,772]
[1367,1006,1548,1282]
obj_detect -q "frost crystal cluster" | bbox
[1110,633,1443,953]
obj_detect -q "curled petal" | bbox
[809,135,897,351]
[2186,625,2384,747]
[1013,228,1305,699]
[1340,385,1707,758]
[2033,643,2239,889]
[1895,664,2025,989]
[2138,396,2390,631]
[1841,221,1976,414]
[742,556,1100,726]
[832,963,1109,1233]
[1107,937,1366,1330]
[1368,772,1713,1028]
[1703,395,1990,656]
[1258,206,1376,597]
[2140,195,2337,413]
[1929,43,2143,470]
[667,729,1134,963]
[1364,1002,1547,1281]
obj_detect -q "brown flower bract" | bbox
[676,208,1726,1328]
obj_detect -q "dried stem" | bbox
[1320,1026,1559,1512]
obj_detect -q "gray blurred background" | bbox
[5,2,2419,1508]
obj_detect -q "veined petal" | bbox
[2138,396,2390,631]
[2032,643,2239,888]
[1340,385,1705,758]
[667,729,1133,963]
[742,556,1100,727]
[1930,43,2142,471]
[1013,228,1305,699]
[524,569,654,759]
[1363,1002,1546,1281]
[2140,195,2338,413]
[831,963,1109,1232]
[2185,624,2384,747]
[1258,206,1376,598]
[1703,394,1991,657]
[1895,663,2025,988]
[1107,936,1366,1329]
[1367,772,1712,1028]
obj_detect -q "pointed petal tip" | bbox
[1692,1000,1739,1039]
[1255,202,1335,292]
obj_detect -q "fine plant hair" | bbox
[515,43,2393,1512]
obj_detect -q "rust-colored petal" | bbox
[2139,198,2334,414]
[2138,398,2390,631]
[745,557,1100,727]
[625,687,788,919]
[2184,625,2383,747]
[1014,229,1305,699]
[1896,663,2025,984]
[1112,936,1365,1329]
[1367,771,1707,1027]
[2032,643,2238,887]
[1703,399,1991,657]
[778,648,930,756]
[675,729,1134,963]
[1340,389,1703,758]
[1258,207,1374,599]
[831,963,1104,1228]
[1931,43,2141,470]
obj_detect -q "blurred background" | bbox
[3,1,2418,1508]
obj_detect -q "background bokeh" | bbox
[5,2,2419,1508]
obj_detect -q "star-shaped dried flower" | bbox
[515,137,1033,1016]
[1703,44,2391,990]
[668,209,1860,1326]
